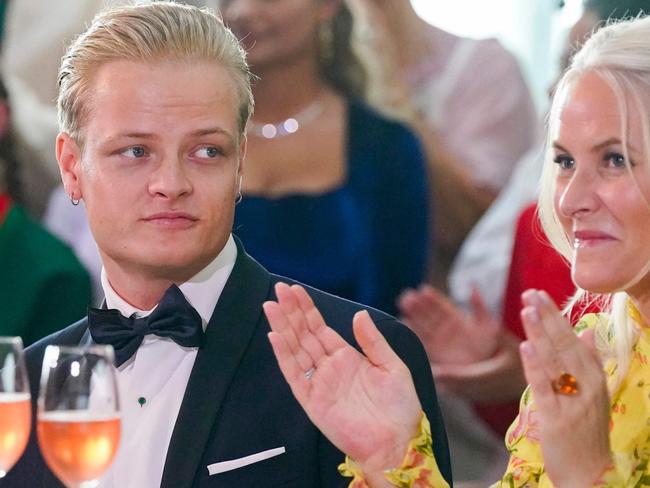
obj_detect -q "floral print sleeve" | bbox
[492,311,650,487]
[338,414,450,488]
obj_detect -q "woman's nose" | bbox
[558,167,599,219]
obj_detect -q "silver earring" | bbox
[70,194,80,206]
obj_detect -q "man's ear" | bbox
[56,132,84,201]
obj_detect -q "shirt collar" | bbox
[101,234,238,330]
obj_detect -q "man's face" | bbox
[58,59,245,283]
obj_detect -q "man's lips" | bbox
[573,230,617,247]
[143,212,198,229]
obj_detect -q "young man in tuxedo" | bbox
[2,3,451,487]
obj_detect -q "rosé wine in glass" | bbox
[0,337,31,478]
[38,345,120,488]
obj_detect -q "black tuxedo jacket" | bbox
[2,244,452,487]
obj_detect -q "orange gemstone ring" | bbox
[552,372,579,395]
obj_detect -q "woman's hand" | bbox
[398,284,502,366]
[519,289,611,487]
[264,283,422,486]
[431,331,526,403]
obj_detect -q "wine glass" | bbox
[0,337,31,478]
[37,345,120,488]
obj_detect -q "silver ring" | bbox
[304,367,315,380]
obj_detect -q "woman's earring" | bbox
[70,193,80,206]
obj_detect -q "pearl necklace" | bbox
[248,99,324,139]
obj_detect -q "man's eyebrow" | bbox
[190,127,234,138]
[101,127,236,144]
[102,132,157,144]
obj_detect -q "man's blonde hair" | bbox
[57,1,254,144]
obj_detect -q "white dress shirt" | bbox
[96,235,237,488]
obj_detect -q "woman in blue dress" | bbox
[221,0,430,315]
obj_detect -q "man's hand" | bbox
[264,283,422,486]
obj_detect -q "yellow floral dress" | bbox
[339,414,451,487]
[494,311,650,487]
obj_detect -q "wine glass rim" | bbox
[44,344,115,357]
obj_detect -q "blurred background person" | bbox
[0,77,91,346]
[346,0,539,287]
[220,0,430,316]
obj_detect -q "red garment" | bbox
[474,203,578,437]
[0,194,11,225]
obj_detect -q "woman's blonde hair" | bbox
[57,1,254,145]
[539,15,650,389]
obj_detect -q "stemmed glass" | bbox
[0,337,31,478]
[37,345,121,488]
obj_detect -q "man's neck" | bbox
[101,259,212,310]
[102,236,238,323]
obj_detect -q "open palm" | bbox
[398,284,502,365]
[264,283,422,476]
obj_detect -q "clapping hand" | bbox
[398,284,526,403]
[519,289,611,487]
[264,283,421,486]
[398,284,502,366]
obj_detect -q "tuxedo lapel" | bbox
[160,247,271,488]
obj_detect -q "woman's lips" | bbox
[573,230,617,248]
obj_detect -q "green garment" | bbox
[0,204,91,345]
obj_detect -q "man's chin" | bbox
[128,252,210,281]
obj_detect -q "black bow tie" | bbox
[88,285,205,367]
